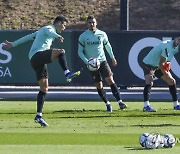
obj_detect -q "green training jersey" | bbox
[143,40,179,67]
[78,29,115,65]
[12,24,61,60]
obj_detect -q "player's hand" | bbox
[112,58,117,66]
[162,62,171,71]
[57,36,64,43]
[2,40,13,50]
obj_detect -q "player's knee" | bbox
[58,49,65,54]
[146,81,153,86]
[168,78,176,85]
[105,76,114,85]
[51,49,66,61]
[95,82,103,89]
[145,75,153,86]
[53,49,65,56]
[150,82,153,86]
[41,87,48,93]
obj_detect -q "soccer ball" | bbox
[156,134,165,148]
[139,133,149,147]
[163,134,176,148]
[145,133,160,149]
[87,58,100,71]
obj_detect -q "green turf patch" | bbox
[0,101,180,154]
[0,133,138,145]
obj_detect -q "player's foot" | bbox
[106,104,112,112]
[119,102,127,110]
[34,115,48,127]
[66,71,80,82]
[143,105,157,112]
[174,105,180,110]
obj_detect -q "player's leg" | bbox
[51,49,80,82]
[160,71,180,110]
[34,77,49,127]
[90,69,112,112]
[30,53,50,126]
[96,81,112,112]
[102,61,127,110]
[142,64,156,112]
[105,75,127,110]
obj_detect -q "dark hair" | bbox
[173,35,180,40]
[87,15,95,20]
[53,15,68,24]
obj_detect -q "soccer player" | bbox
[78,15,127,112]
[2,15,80,126]
[142,36,180,112]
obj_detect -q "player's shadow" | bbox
[132,123,180,127]
[124,146,147,150]
[53,109,103,113]
[53,109,116,118]
[52,109,180,119]
[123,112,180,118]
[124,146,167,151]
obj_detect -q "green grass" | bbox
[0,101,180,154]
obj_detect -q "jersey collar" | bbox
[88,29,98,34]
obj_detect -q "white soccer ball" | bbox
[163,134,176,148]
[87,58,100,71]
[145,133,160,149]
[156,134,165,149]
[139,133,149,147]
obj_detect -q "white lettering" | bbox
[0,43,12,64]
[0,66,12,77]
[0,67,3,77]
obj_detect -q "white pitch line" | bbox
[0,91,169,95]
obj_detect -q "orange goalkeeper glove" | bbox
[162,62,171,71]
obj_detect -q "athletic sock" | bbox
[97,88,109,104]
[64,70,70,76]
[169,85,178,102]
[37,112,42,117]
[58,53,68,71]
[106,101,111,105]
[118,100,123,104]
[143,84,151,106]
[110,83,122,102]
[174,101,179,107]
[144,101,150,107]
[37,91,46,113]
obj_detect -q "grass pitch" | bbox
[0,100,180,154]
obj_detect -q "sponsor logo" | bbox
[0,44,12,77]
